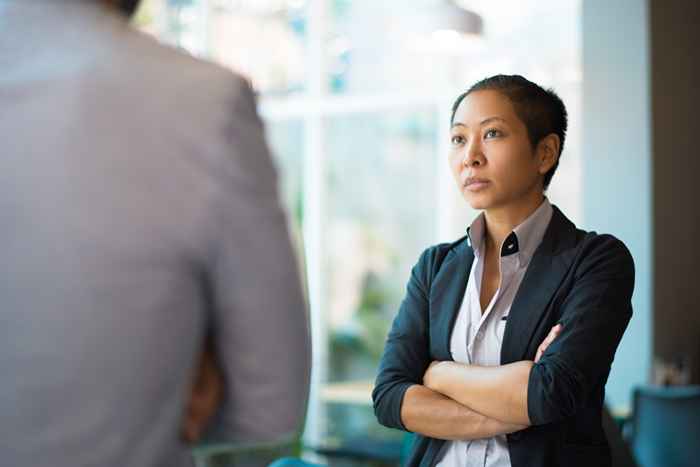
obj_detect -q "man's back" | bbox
[0,2,310,466]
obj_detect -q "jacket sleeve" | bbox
[372,247,437,431]
[527,234,635,425]
[206,77,311,445]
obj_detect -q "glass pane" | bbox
[327,0,429,95]
[327,0,580,97]
[324,110,437,381]
[318,109,437,446]
[265,119,305,259]
[134,0,307,96]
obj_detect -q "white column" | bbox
[302,0,328,450]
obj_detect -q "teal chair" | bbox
[268,458,326,467]
[629,385,700,467]
[400,433,415,466]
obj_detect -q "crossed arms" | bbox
[372,238,634,442]
[400,325,561,441]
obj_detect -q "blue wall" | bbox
[582,0,652,410]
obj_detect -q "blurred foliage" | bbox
[355,271,394,361]
[329,266,399,382]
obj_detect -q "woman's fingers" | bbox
[534,324,563,363]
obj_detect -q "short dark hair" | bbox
[450,74,568,190]
[118,0,141,17]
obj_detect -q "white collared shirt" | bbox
[436,198,553,467]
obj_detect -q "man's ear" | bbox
[536,133,561,175]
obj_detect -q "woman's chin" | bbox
[463,192,491,210]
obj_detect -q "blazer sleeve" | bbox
[527,234,635,425]
[372,247,440,431]
[205,77,311,444]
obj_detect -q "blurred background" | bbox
[131,0,697,465]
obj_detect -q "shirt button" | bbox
[476,331,484,340]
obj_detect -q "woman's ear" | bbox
[537,133,561,175]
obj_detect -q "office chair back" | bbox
[630,385,700,467]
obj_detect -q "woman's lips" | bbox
[464,178,490,192]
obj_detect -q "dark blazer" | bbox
[372,205,635,467]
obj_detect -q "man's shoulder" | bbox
[116,27,250,103]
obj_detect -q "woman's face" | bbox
[448,90,549,212]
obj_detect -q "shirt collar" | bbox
[466,198,553,267]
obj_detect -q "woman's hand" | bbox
[535,323,563,363]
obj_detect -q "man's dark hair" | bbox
[450,74,568,190]
[118,0,141,17]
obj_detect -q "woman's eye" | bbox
[451,135,465,145]
[485,128,501,139]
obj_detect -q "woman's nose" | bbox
[462,142,484,167]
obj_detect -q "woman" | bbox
[372,75,634,467]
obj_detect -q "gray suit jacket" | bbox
[0,1,311,466]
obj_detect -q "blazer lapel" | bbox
[429,239,474,361]
[501,206,579,363]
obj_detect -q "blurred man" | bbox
[0,1,311,466]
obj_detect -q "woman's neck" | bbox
[483,191,545,253]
